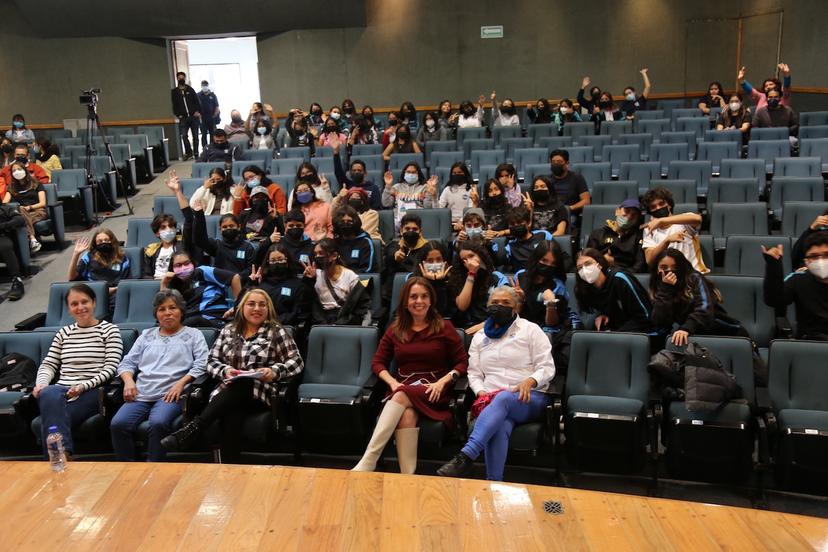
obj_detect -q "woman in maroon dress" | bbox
[352,277,468,474]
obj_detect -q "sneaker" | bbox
[436,452,474,478]
[160,419,201,451]
[29,239,41,253]
[6,277,24,301]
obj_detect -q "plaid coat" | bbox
[207,323,304,406]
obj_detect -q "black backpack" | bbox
[0,352,37,392]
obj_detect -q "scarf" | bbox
[483,315,516,339]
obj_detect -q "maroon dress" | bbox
[372,321,468,426]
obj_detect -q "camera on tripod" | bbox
[79,88,101,105]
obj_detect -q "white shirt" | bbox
[190,186,234,215]
[314,268,359,310]
[153,244,175,279]
[438,185,473,222]
[642,219,709,274]
[457,106,485,128]
[467,316,556,395]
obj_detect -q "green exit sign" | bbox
[480,25,504,39]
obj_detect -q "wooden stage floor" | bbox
[0,461,826,551]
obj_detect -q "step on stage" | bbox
[0,461,825,551]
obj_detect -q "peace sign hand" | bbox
[523,192,534,210]
[509,275,525,302]
[249,264,263,283]
[301,261,317,278]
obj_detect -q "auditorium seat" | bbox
[719,158,766,195]
[767,339,828,491]
[770,176,825,220]
[781,201,828,237]
[528,124,557,146]
[579,205,617,247]
[559,332,655,474]
[152,195,180,216]
[456,127,486,149]
[579,135,611,161]
[119,134,155,178]
[411,209,453,242]
[562,122,594,145]
[537,136,572,152]
[697,141,739,175]
[502,138,533,163]
[76,155,117,206]
[112,279,162,331]
[602,144,640,177]
[664,336,757,482]
[514,148,548,177]
[352,143,383,157]
[471,150,505,179]
[661,131,696,158]
[634,109,665,121]
[280,146,311,161]
[675,117,709,145]
[31,281,110,332]
[708,275,775,347]
[127,217,174,248]
[571,162,610,190]
[108,143,138,192]
[637,119,670,143]
[799,126,828,140]
[389,272,411,315]
[295,325,379,454]
[122,246,143,279]
[617,133,653,161]
[243,149,274,173]
[650,143,689,176]
[724,236,792,276]
[599,120,633,143]
[492,126,521,147]
[707,178,760,204]
[232,159,266,179]
[430,151,464,173]
[709,203,768,248]
[703,128,742,144]
[561,146,593,165]
[773,157,822,178]
[667,160,711,196]
[650,179,696,204]
[590,181,638,205]
[180,177,202,198]
[748,140,790,173]
[136,125,170,168]
[620,161,661,194]
[523,163,551,186]
[751,127,789,141]
[191,162,224,179]
[670,107,703,128]
[389,152,426,172]
[800,138,828,173]
[7,183,65,249]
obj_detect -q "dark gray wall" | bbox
[0,0,170,124]
[258,0,828,110]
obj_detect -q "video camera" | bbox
[79,88,101,105]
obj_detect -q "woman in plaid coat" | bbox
[161,288,303,459]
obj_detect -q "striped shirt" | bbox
[35,321,123,391]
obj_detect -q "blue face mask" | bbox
[296,191,314,204]
[465,226,484,239]
[246,178,260,188]
[12,121,23,129]
[403,173,419,185]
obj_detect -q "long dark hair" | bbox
[648,249,722,306]
[390,277,444,343]
[482,178,507,214]
[397,162,425,185]
[331,205,364,237]
[525,240,567,285]
[264,242,302,274]
[315,238,346,269]
[448,162,473,190]
[574,248,611,311]
[7,161,37,195]
[412,240,450,277]
[530,175,561,211]
[448,240,495,302]
[208,167,232,200]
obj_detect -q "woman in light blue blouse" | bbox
[109,289,208,461]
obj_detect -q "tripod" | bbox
[83,97,133,225]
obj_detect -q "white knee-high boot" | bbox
[395,428,419,475]
[352,401,406,472]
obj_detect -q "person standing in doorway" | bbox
[171,72,201,160]
[198,80,220,149]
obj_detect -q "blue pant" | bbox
[462,390,549,481]
[110,400,182,462]
[36,385,100,455]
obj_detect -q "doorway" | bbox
[171,36,261,128]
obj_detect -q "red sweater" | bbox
[372,320,468,379]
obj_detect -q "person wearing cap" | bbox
[238,186,283,243]
[586,198,647,273]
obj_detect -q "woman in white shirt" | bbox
[437,286,555,481]
[457,97,486,128]
[302,238,372,326]
[189,168,235,215]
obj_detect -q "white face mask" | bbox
[403,173,419,185]
[729,101,741,112]
[626,93,636,101]
[807,258,828,279]
[424,262,444,273]
[578,263,601,284]
[330,112,341,120]
[559,106,569,115]
[12,169,26,181]
[425,119,435,129]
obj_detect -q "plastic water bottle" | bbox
[46,426,66,472]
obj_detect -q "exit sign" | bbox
[481,25,503,39]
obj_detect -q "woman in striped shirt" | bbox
[161,288,304,461]
[33,283,123,455]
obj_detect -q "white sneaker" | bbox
[29,239,41,253]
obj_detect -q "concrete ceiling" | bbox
[11,0,366,38]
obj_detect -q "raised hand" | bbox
[581,76,591,89]
[165,170,180,193]
[490,91,497,101]
[232,183,246,199]
[595,314,609,331]
[469,186,479,206]
[639,67,648,75]
[463,255,480,274]
[330,133,341,153]
[319,173,330,191]
[426,175,438,196]
[269,228,281,243]
[777,62,790,75]
[542,289,556,304]
[737,66,746,81]
[661,271,678,286]
[301,261,317,278]
[761,244,784,260]
[249,264,263,283]
[73,236,90,255]
[383,171,394,188]
[478,94,485,106]
[523,192,534,210]
[509,275,525,303]
[192,198,204,212]
[810,215,828,231]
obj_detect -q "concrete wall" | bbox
[0,0,170,125]
[257,0,828,110]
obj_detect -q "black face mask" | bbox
[591,92,601,100]
[314,256,330,269]
[222,228,241,242]
[96,243,114,255]
[214,141,228,148]
[285,227,304,241]
[551,164,565,177]
[501,105,515,115]
[450,174,466,185]
[531,190,550,204]
[599,100,612,109]
[463,109,474,117]
[348,198,365,212]
[767,98,780,108]
[486,195,505,208]
[264,262,290,280]
[1,144,11,154]
[14,155,28,165]
[402,231,420,246]
[324,126,337,134]
[351,172,365,185]
[334,221,356,236]
[487,304,515,326]
[177,79,186,85]
[397,131,410,140]
[343,106,355,114]
[251,199,269,214]
[311,109,322,117]
[536,264,556,279]
[510,225,528,239]
[650,207,670,219]
[362,112,374,121]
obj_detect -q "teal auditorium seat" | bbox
[34,281,110,332]
[112,280,162,331]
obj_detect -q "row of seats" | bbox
[1,327,825,493]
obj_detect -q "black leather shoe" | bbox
[7,277,24,301]
[436,452,473,477]
[160,419,201,451]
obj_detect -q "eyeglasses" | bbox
[805,253,828,261]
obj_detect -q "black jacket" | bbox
[197,142,243,164]
[0,204,25,235]
[245,276,310,328]
[141,240,185,279]
[333,152,383,211]
[171,85,201,118]
[586,222,647,273]
[192,209,256,276]
[197,91,220,121]
[652,273,747,337]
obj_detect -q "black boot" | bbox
[7,277,24,301]
[160,419,201,451]
[436,452,474,477]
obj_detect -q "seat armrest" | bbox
[100,382,124,418]
[271,374,300,433]
[15,312,47,331]
[361,373,379,403]
[182,374,218,420]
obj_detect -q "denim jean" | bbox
[178,115,200,156]
[461,390,549,481]
[36,385,100,455]
[110,399,182,461]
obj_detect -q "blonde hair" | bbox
[232,288,280,335]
